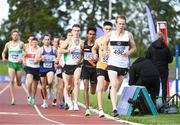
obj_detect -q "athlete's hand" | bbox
[122,51,130,57]
[93,54,98,61]
[18,58,23,63]
[41,55,46,61]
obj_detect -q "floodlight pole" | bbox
[109,0,112,20]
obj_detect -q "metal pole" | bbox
[175,44,179,105]
[108,0,112,20]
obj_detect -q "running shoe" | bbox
[99,109,105,118]
[11,98,16,105]
[68,104,74,110]
[27,96,31,105]
[52,99,57,106]
[112,109,119,117]
[85,109,91,116]
[41,101,48,109]
[59,103,65,109]
[73,102,79,111]
[31,97,35,105]
[64,103,69,110]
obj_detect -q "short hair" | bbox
[66,28,72,35]
[28,34,35,38]
[87,26,96,34]
[11,29,19,34]
[72,24,80,28]
[115,15,126,23]
[103,21,113,27]
[32,37,38,41]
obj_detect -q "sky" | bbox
[0,0,9,24]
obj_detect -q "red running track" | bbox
[0,83,127,125]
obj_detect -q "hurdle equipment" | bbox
[117,86,158,116]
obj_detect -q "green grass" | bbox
[0,61,8,75]
[78,90,180,124]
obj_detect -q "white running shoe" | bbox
[99,109,105,118]
[41,101,48,109]
[73,103,79,111]
[68,104,74,110]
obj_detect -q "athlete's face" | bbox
[43,36,50,46]
[103,25,112,34]
[31,39,38,47]
[87,30,96,41]
[116,18,126,32]
[52,38,59,47]
[66,32,72,40]
[11,32,19,41]
[72,27,80,38]
[28,36,34,45]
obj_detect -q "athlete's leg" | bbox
[83,79,89,109]
[97,76,105,110]
[26,74,33,97]
[46,71,54,99]
[40,77,47,100]
[63,73,73,109]
[15,70,22,86]
[73,67,81,104]
[8,68,16,103]
[108,70,119,111]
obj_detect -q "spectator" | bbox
[146,32,173,104]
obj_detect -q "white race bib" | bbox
[43,63,52,68]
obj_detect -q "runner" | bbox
[81,27,97,116]
[35,35,56,109]
[60,24,83,110]
[54,37,66,109]
[92,21,113,117]
[23,37,40,105]
[104,15,136,117]
[60,29,72,109]
[1,30,24,105]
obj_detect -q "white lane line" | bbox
[78,102,142,125]
[0,84,10,95]
[22,84,65,125]
[0,112,19,115]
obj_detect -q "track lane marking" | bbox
[22,84,65,125]
[0,84,10,95]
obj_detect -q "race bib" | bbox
[71,51,81,60]
[43,62,53,68]
[113,46,125,55]
[84,52,93,60]
[28,58,34,65]
[10,54,21,62]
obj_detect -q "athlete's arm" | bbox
[1,42,9,61]
[122,32,136,57]
[59,39,69,54]
[76,41,84,64]
[103,33,111,55]
[92,39,99,61]
[34,47,44,63]
[22,48,27,65]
